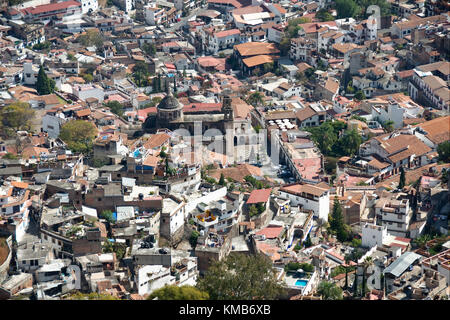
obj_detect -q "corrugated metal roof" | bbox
[383,252,421,278]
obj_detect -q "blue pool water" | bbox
[295,280,308,287]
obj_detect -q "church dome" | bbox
[157,92,181,110]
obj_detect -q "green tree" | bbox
[317,281,343,300]
[318,122,338,155]
[346,82,355,94]
[36,65,55,95]
[81,73,93,83]
[316,9,335,22]
[2,153,18,160]
[383,120,395,133]
[437,141,450,163]
[219,173,225,186]
[189,230,200,249]
[196,253,286,300]
[247,92,264,107]
[99,210,115,224]
[263,62,274,74]
[132,61,153,87]
[336,0,361,19]
[303,235,312,248]
[104,101,124,117]
[338,129,362,156]
[67,53,76,61]
[148,285,209,300]
[353,265,359,297]
[78,29,104,48]
[59,120,97,154]
[330,197,347,242]
[354,90,366,101]
[357,0,391,18]
[361,256,373,297]
[351,238,362,248]
[286,17,310,38]
[344,255,351,289]
[142,42,157,56]
[249,205,259,217]
[399,166,406,189]
[0,102,35,135]
[32,41,51,51]
[279,36,291,56]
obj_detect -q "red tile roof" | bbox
[256,225,283,239]
[21,0,81,15]
[215,29,240,38]
[247,188,272,204]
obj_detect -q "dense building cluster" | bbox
[0,0,448,301]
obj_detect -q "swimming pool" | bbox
[295,280,308,287]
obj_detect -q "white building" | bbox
[203,29,241,55]
[79,0,98,14]
[0,181,31,243]
[278,183,330,222]
[267,24,285,44]
[160,197,185,242]
[375,196,412,237]
[23,62,39,85]
[371,103,405,129]
[362,223,388,248]
[72,84,105,102]
[42,112,66,138]
[136,265,174,296]
[191,197,242,233]
[136,256,198,296]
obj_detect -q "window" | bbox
[98,198,102,201]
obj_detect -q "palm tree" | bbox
[344,254,351,290]
[353,263,359,298]
[361,257,374,298]
[247,92,264,107]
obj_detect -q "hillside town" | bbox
[0,0,449,301]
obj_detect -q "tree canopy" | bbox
[0,102,35,136]
[246,92,264,107]
[78,29,104,49]
[59,120,97,154]
[336,0,391,19]
[36,65,55,95]
[104,101,125,117]
[304,121,363,158]
[354,90,366,101]
[142,42,157,56]
[336,0,361,19]
[437,141,450,163]
[132,61,153,87]
[317,281,343,300]
[196,253,286,300]
[148,285,209,300]
[329,197,348,242]
[316,9,335,22]
[399,166,406,189]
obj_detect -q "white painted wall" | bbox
[184,187,228,218]
[362,223,388,248]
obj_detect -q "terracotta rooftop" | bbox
[247,188,272,204]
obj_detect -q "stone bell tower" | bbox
[222,94,233,122]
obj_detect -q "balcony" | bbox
[194,210,218,228]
